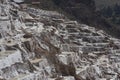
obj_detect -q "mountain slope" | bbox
[25,0,120,38]
[94,0,120,10]
[0,0,120,80]
[52,0,120,38]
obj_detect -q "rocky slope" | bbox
[27,0,120,38]
[0,0,120,80]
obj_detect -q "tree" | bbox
[101,7,113,18]
[114,4,120,16]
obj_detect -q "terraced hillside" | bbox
[25,0,120,38]
[0,0,120,80]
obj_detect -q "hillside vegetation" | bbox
[94,0,120,10]
[26,0,120,38]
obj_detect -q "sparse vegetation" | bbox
[26,0,120,38]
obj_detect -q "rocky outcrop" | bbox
[26,0,120,38]
[0,0,120,80]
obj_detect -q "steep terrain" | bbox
[0,0,120,80]
[52,0,120,38]
[26,0,120,38]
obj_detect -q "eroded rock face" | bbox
[0,0,120,80]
